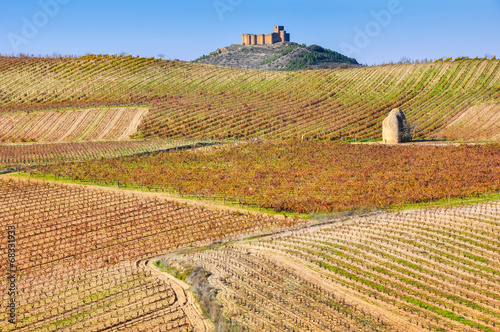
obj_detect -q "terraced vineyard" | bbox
[0,107,147,143]
[0,178,298,331]
[32,142,500,213]
[171,202,500,331]
[0,139,211,171]
[9,261,200,332]
[0,55,499,141]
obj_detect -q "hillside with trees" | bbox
[195,42,362,70]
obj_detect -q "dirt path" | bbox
[250,246,424,331]
[140,259,215,332]
[351,141,488,146]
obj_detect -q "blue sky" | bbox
[1,0,499,65]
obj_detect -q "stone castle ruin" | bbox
[242,26,290,45]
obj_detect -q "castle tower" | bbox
[273,26,284,33]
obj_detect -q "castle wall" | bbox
[271,33,281,43]
[242,26,290,45]
[265,34,273,45]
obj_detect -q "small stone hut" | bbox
[382,109,412,144]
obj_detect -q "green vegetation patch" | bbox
[283,45,358,70]
[259,43,303,65]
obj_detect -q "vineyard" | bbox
[170,202,500,331]
[30,141,500,213]
[0,55,499,141]
[436,102,500,141]
[0,107,147,143]
[0,177,300,331]
[0,139,212,171]
[2,52,500,331]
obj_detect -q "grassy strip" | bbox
[385,235,500,276]
[12,167,500,221]
[388,191,500,213]
[287,241,498,325]
[154,261,243,331]
[314,239,499,310]
[154,261,192,281]
[37,280,140,330]
[405,297,493,332]
[319,261,492,331]
[10,172,309,220]
[309,190,500,220]
[423,228,499,254]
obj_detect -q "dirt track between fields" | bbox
[249,245,424,331]
[139,259,215,332]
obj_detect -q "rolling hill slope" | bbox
[0,55,499,141]
[194,42,362,70]
[0,177,295,331]
[2,54,500,332]
[170,202,500,331]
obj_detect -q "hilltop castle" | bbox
[242,26,290,45]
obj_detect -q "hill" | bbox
[0,177,294,331]
[0,55,499,142]
[194,42,362,70]
[168,201,500,331]
[2,53,500,332]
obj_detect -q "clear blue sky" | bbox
[1,0,499,65]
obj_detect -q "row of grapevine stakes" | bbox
[30,142,500,214]
[0,56,498,141]
[169,202,500,331]
[0,178,299,331]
